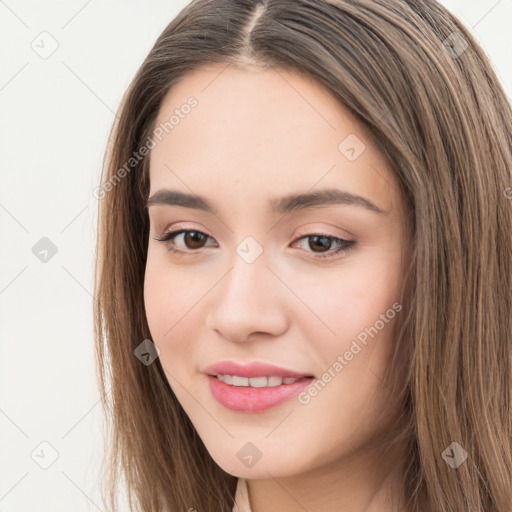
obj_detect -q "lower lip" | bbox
[207,375,314,413]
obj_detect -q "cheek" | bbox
[299,262,403,436]
[143,258,191,344]
[143,256,212,369]
[309,260,402,338]
[144,260,170,337]
[143,266,198,394]
[302,253,403,393]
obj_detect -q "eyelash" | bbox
[153,229,356,260]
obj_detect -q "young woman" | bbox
[93,1,512,510]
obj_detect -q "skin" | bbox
[144,62,412,512]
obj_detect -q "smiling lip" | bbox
[203,361,314,413]
[203,361,313,379]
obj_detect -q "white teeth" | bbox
[248,377,268,388]
[232,375,249,386]
[267,376,282,387]
[216,374,300,387]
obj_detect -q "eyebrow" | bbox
[145,188,388,215]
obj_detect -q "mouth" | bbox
[206,374,315,413]
[208,374,313,387]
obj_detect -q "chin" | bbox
[205,442,311,479]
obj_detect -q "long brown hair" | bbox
[93,1,512,510]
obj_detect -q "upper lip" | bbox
[203,361,314,379]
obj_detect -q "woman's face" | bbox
[144,63,410,479]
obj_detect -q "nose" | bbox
[205,252,288,343]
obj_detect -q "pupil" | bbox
[186,231,205,249]
[310,235,330,252]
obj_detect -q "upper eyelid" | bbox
[156,219,352,238]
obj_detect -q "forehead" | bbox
[148,64,398,214]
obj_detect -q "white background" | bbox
[0,1,511,510]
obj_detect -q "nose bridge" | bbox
[224,233,270,302]
[222,245,271,316]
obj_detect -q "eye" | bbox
[153,229,356,259]
[153,229,216,256]
[291,233,355,259]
